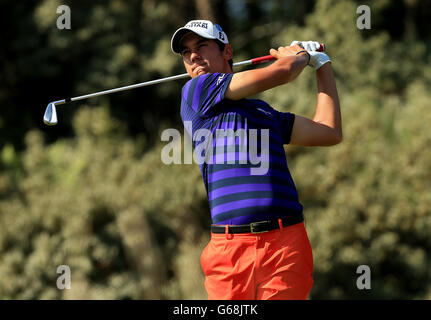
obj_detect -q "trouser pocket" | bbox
[200,240,212,275]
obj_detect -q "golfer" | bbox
[171,20,341,300]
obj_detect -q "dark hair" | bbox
[214,40,233,72]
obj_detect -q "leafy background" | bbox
[1,0,430,299]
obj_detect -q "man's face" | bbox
[180,33,232,78]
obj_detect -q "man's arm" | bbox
[224,45,309,100]
[290,63,342,146]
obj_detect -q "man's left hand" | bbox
[290,40,331,70]
[290,41,322,52]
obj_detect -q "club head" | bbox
[43,102,58,126]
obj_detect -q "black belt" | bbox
[211,216,304,234]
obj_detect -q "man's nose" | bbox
[190,50,201,62]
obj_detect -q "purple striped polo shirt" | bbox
[180,72,303,225]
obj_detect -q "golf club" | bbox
[43,43,325,126]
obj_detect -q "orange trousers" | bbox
[201,222,313,300]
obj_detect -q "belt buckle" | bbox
[250,221,270,234]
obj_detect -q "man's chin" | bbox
[196,69,209,76]
[190,70,209,78]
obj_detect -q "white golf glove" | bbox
[290,40,331,70]
[291,40,320,52]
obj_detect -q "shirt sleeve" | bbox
[276,111,296,145]
[181,73,233,116]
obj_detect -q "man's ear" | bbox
[223,44,233,61]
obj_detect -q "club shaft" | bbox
[63,56,273,103]
[67,59,256,103]
[56,43,326,104]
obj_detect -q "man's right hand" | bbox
[269,44,308,59]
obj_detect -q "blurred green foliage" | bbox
[1,0,431,299]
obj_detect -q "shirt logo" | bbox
[257,107,272,117]
[216,74,225,86]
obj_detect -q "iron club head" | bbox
[43,102,58,126]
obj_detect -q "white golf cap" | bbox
[171,20,229,54]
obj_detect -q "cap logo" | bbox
[185,21,208,29]
[171,20,228,54]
